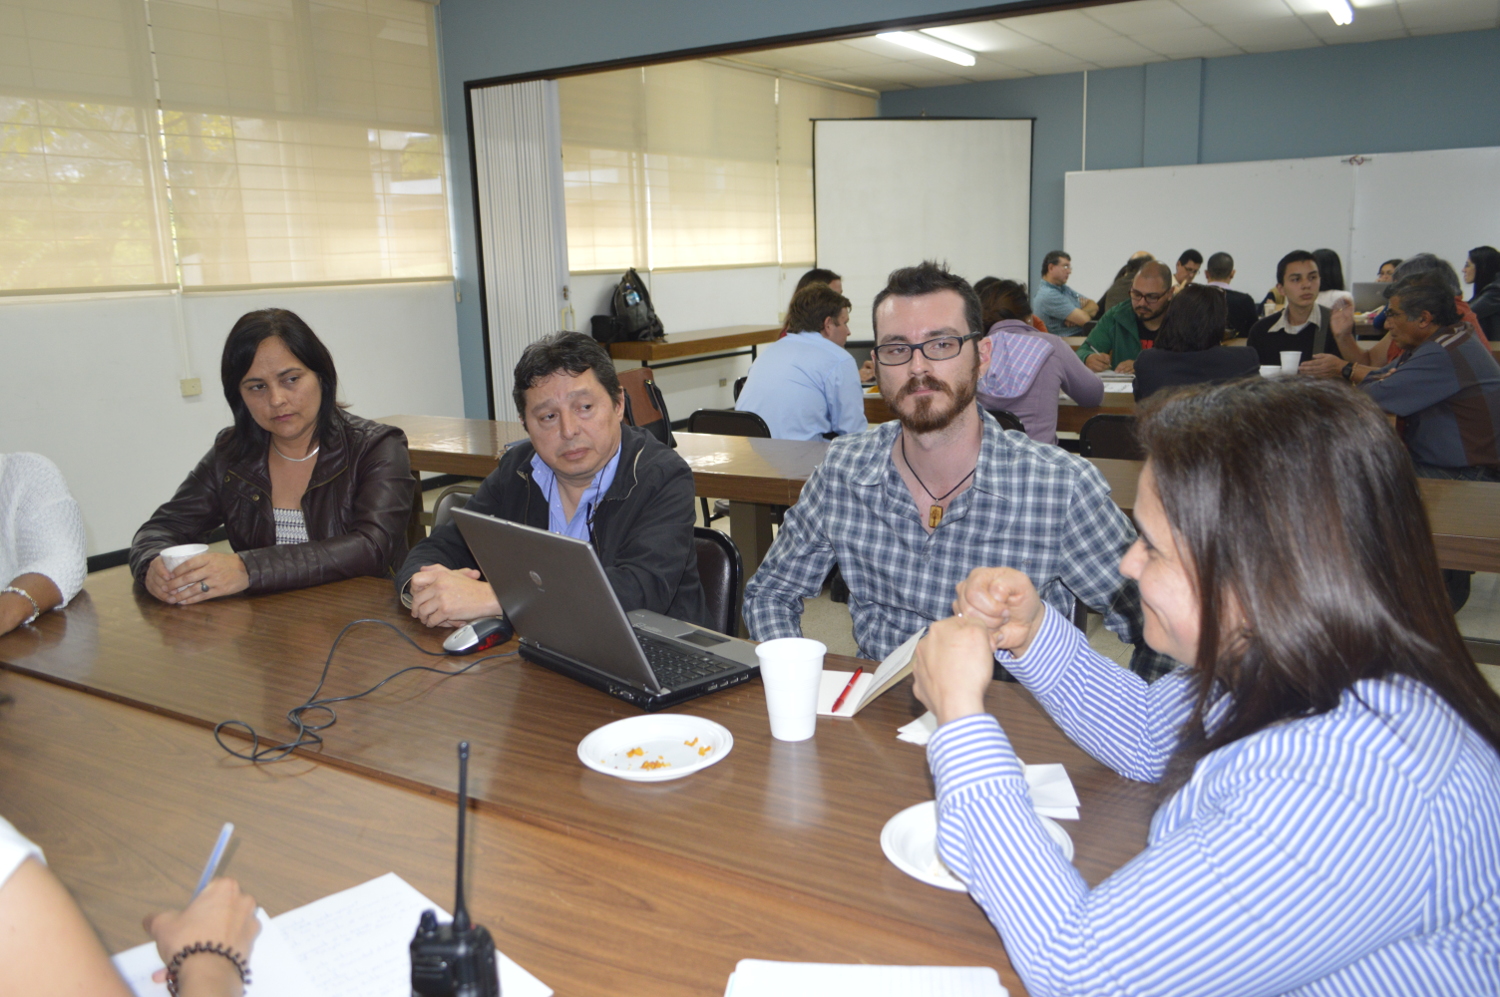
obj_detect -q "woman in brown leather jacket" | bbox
[129,309,415,603]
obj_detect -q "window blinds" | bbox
[0,0,450,294]
[0,0,171,292]
[558,63,875,274]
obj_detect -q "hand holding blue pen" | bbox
[193,822,234,901]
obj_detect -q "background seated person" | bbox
[1201,251,1259,336]
[1097,251,1153,313]
[0,811,261,996]
[1076,261,1174,374]
[975,279,1102,444]
[1030,251,1097,336]
[744,261,1172,681]
[1133,284,1259,401]
[1170,247,1201,292]
[1245,250,1350,366]
[397,332,707,629]
[736,282,867,440]
[1320,253,1487,372]
[1467,246,1500,341]
[0,452,85,636]
[778,267,841,337]
[915,378,1500,994]
[131,309,414,604]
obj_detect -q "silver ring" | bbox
[200,581,210,593]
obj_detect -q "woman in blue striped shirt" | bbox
[913,378,1500,995]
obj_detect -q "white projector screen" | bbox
[1063,146,1500,302]
[815,118,1032,339]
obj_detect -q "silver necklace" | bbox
[272,442,320,463]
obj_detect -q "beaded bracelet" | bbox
[0,586,39,627]
[164,941,252,996]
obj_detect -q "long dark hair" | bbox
[1470,246,1500,298]
[1136,379,1500,793]
[978,279,1032,328]
[219,309,343,464]
[1153,284,1227,352]
[1311,248,1346,292]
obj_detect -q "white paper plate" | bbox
[577,714,733,782]
[881,800,1073,892]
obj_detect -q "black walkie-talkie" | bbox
[411,742,501,997]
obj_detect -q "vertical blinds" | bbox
[558,65,875,273]
[0,0,451,294]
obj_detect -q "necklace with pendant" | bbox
[899,431,976,529]
[272,442,320,463]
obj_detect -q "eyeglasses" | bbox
[1129,290,1167,305]
[873,333,978,366]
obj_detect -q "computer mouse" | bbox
[442,615,514,655]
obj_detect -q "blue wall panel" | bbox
[1084,66,1144,172]
[1142,58,1201,167]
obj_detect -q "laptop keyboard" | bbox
[637,634,735,689]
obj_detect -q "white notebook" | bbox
[113,872,551,997]
[725,959,1007,996]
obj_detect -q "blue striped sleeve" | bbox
[925,679,1485,995]
[999,603,1192,783]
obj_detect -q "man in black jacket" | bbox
[1203,251,1260,336]
[395,333,707,628]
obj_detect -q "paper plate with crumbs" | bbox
[882,800,1073,891]
[577,714,733,782]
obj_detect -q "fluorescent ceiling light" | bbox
[876,30,977,67]
[1326,0,1355,25]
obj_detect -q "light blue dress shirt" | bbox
[1030,280,1083,336]
[734,331,868,441]
[528,444,621,541]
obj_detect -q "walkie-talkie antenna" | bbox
[453,741,471,932]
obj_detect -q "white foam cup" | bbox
[160,543,209,574]
[1280,351,1301,376]
[1259,365,1281,378]
[755,637,825,742]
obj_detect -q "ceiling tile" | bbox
[1084,0,1205,34]
[1142,25,1247,56]
[1173,0,1303,26]
[1301,5,1408,41]
[1210,18,1324,51]
[1056,36,1161,64]
[1003,9,1123,44]
[1397,0,1500,31]
[987,46,1095,74]
[920,21,1034,53]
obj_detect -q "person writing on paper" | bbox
[911,378,1500,994]
[397,332,707,628]
[0,813,259,995]
[130,309,415,603]
[0,452,86,635]
[1074,261,1174,374]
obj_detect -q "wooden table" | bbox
[607,325,781,370]
[863,389,1135,435]
[0,568,1162,996]
[383,414,825,577]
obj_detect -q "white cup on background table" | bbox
[756,637,825,742]
[1280,351,1301,376]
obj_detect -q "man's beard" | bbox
[885,356,979,434]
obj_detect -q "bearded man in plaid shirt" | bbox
[743,261,1173,681]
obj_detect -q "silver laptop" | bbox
[452,507,759,710]
[1352,281,1387,312]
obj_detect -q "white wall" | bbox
[566,265,824,424]
[0,281,463,556]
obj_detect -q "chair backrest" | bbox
[686,408,771,438]
[732,376,747,402]
[692,526,743,635]
[618,367,674,447]
[982,406,1026,434]
[1079,414,1144,460]
[431,482,480,531]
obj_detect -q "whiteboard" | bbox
[1350,147,1500,281]
[1063,146,1500,301]
[815,119,1032,339]
[1064,157,1353,301]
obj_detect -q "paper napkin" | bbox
[897,712,1080,819]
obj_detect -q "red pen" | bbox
[830,667,864,713]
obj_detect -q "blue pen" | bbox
[192,822,234,901]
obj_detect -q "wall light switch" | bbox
[718,378,728,387]
[180,377,202,397]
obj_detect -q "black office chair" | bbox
[693,526,743,636]
[1079,414,1143,460]
[430,481,480,531]
[982,406,1026,434]
[685,408,773,526]
[732,376,747,403]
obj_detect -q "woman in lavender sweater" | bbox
[975,280,1103,444]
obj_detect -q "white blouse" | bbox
[0,814,43,888]
[0,453,87,607]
